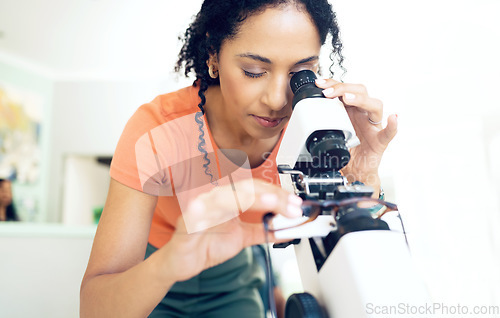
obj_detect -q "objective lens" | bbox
[306,130,350,171]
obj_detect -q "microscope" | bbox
[272,71,430,318]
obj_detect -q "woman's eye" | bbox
[243,70,265,78]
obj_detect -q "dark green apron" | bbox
[145,244,266,318]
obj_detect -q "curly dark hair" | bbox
[175,0,345,179]
[175,0,344,114]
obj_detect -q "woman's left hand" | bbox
[314,78,398,195]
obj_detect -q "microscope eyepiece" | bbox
[290,70,324,108]
[290,70,318,94]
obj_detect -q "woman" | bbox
[80,0,398,317]
[0,178,19,222]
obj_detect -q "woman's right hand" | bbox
[156,179,302,283]
[81,178,301,317]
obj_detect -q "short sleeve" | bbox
[110,87,208,197]
[110,101,171,194]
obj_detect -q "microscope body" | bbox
[291,224,429,317]
[274,71,430,318]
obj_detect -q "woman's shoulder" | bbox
[113,84,202,157]
[143,85,200,123]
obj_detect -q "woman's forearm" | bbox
[80,249,176,318]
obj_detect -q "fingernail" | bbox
[345,93,356,100]
[322,87,335,97]
[261,193,278,206]
[315,78,326,85]
[288,194,302,206]
[287,204,303,217]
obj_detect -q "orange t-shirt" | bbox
[110,85,282,248]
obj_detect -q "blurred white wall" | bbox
[334,0,500,307]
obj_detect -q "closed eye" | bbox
[243,70,266,78]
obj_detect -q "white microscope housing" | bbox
[274,71,430,318]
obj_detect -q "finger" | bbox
[321,83,368,100]
[315,80,371,108]
[346,95,383,118]
[343,97,384,128]
[247,179,303,219]
[379,113,398,145]
[314,77,341,88]
[184,179,302,233]
[321,83,382,115]
[343,94,383,125]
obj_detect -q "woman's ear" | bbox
[206,52,219,78]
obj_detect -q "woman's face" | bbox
[215,4,321,140]
[0,181,13,207]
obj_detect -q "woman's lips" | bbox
[252,115,284,128]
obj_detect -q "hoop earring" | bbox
[208,65,219,79]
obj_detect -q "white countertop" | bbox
[0,222,97,238]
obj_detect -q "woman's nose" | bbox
[262,76,290,111]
